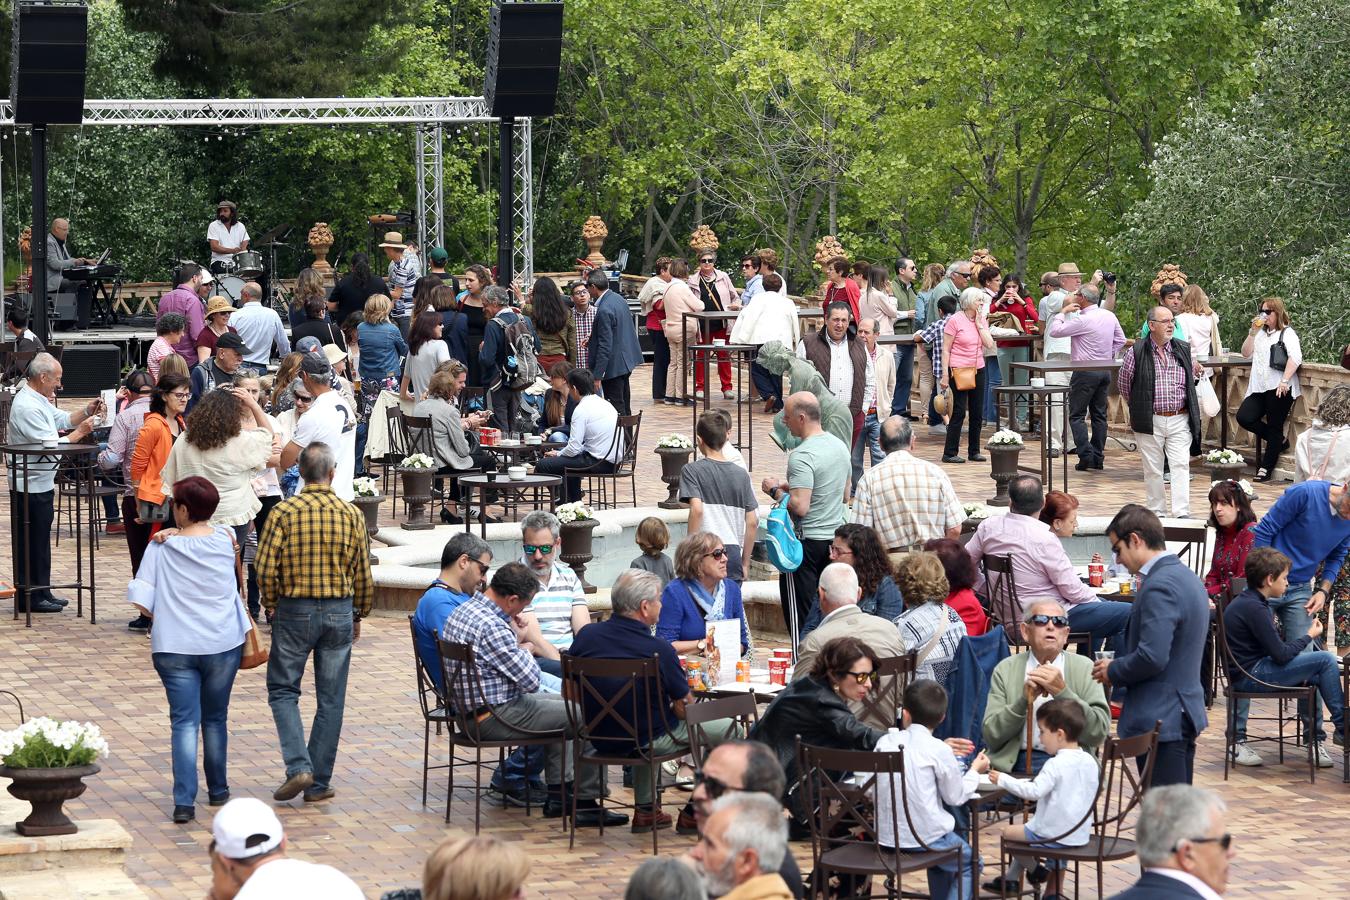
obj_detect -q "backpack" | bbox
[763,494,803,573]
[499,315,539,391]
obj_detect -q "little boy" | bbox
[875,679,989,900]
[679,409,758,581]
[987,698,1099,900]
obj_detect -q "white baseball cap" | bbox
[211,798,284,860]
[200,269,215,284]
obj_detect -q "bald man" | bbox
[46,218,97,330]
[230,281,291,368]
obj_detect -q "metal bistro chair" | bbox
[981,555,1092,653]
[685,692,759,769]
[859,650,918,732]
[436,638,567,833]
[560,651,686,854]
[565,411,641,510]
[55,458,121,547]
[1164,524,1211,580]
[1214,593,1317,783]
[376,403,411,508]
[1341,652,1350,785]
[797,739,964,899]
[999,723,1161,900]
[407,617,454,807]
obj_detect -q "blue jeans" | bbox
[1234,582,1320,739]
[266,599,354,792]
[983,355,1002,422]
[1233,651,1346,743]
[997,344,1031,424]
[153,645,243,807]
[1011,747,1052,777]
[902,829,979,900]
[751,360,783,411]
[891,344,915,417]
[850,411,885,492]
[1066,600,1132,655]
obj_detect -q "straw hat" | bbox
[205,296,234,318]
[378,231,406,249]
[323,343,348,367]
[1056,262,1082,277]
[933,386,954,417]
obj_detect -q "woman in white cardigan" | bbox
[730,272,801,413]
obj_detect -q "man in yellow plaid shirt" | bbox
[256,442,373,804]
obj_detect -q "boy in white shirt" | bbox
[987,698,1099,899]
[875,680,989,900]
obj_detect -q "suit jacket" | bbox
[588,289,642,380]
[1108,554,1209,742]
[1107,870,1207,900]
[791,605,906,731]
[45,232,77,296]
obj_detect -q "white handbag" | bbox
[1196,376,1221,418]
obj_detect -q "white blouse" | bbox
[1246,326,1302,398]
[1177,311,1218,360]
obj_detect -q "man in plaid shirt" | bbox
[569,281,596,369]
[851,417,964,553]
[256,442,373,804]
[441,562,626,827]
[915,292,960,434]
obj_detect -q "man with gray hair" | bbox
[1047,280,1126,471]
[229,280,290,368]
[1109,785,1232,899]
[479,285,532,431]
[6,352,104,613]
[793,562,906,729]
[851,415,963,555]
[280,352,356,499]
[256,442,372,804]
[689,792,793,899]
[567,569,737,833]
[512,510,587,677]
[585,267,643,415]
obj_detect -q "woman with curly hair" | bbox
[160,385,278,547]
[657,531,751,657]
[289,267,327,328]
[268,352,305,415]
[894,550,968,685]
[827,524,903,621]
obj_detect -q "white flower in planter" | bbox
[986,429,1025,448]
[556,501,595,523]
[0,718,110,768]
[352,476,380,497]
[656,433,694,449]
[1204,448,1244,465]
[400,453,436,470]
[962,502,993,520]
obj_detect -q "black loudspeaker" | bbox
[10,1,89,125]
[484,1,563,118]
[57,343,119,396]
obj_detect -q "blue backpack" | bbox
[763,494,803,573]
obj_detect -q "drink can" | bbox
[736,660,750,683]
[686,658,703,691]
[1088,562,1104,588]
[768,658,788,685]
[772,648,793,661]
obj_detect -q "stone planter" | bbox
[352,494,382,564]
[987,445,1022,507]
[399,469,436,531]
[655,446,694,509]
[560,518,600,594]
[1207,462,1247,484]
[0,763,100,836]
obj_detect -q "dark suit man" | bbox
[584,268,642,416]
[1108,785,1233,899]
[1095,504,1208,786]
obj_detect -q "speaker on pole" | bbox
[10,1,89,126]
[484,1,563,119]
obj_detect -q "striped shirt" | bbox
[255,484,374,616]
[517,560,586,650]
[442,592,541,707]
[386,257,419,317]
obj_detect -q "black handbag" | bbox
[1268,329,1289,370]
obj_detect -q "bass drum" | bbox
[232,250,264,278]
[216,275,247,304]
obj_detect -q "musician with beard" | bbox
[207,201,250,275]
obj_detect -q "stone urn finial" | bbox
[308,222,336,283]
[689,225,720,254]
[582,216,609,269]
[813,235,847,270]
[1151,264,1188,300]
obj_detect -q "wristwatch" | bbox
[696,639,707,653]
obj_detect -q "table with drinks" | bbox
[683,647,795,703]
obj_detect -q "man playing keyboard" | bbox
[45,218,96,330]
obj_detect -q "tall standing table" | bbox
[992,384,1071,491]
[679,309,742,402]
[687,341,757,469]
[1010,358,1131,476]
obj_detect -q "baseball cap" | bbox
[211,798,283,860]
[294,336,324,355]
[200,270,215,285]
[215,332,250,354]
[429,247,449,265]
[299,351,332,377]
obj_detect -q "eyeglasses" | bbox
[741,263,755,269]
[829,544,854,557]
[699,258,715,264]
[844,670,878,684]
[1149,318,1175,327]
[1109,534,1130,557]
[693,771,732,799]
[1175,833,1232,853]
[523,543,554,556]
[1259,308,1273,315]
[1027,614,1071,628]
[169,391,191,400]
[704,548,727,560]
[466,557,491,575]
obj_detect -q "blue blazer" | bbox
[589,289,642,381]
[1108,870,1206,900]
[1108,554,1210,742]
[656,579,750,655]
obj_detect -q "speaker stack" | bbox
[57,344,119,397]
[10,1,89,126]
[484,1,564,119]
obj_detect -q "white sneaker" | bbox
[1314,743,1333,768]
[722,389,739,400]
[1232,741,1263,767]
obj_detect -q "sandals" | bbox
[1255,467,1272,482]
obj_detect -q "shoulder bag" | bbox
[952,366,978,391]
[1268,328,1289,370]
[229,531,269,669]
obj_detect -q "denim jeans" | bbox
[901,829,980,900]
[1233,651,1346,743]
[982,354,1002,422]
[891,344,915,417]
[751,360,783,411]
[850,411,885,492]
[1234,581,1320,740]
[1066,600,1132,656]
[266,599,354,792]
[153,645,243,807]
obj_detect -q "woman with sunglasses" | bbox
[687,252,740,400]
[748,636,883,829]
[1238,296,1301,481]
[656,532,751,658]
[894,550,968,684]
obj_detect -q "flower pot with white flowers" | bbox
[986,430,1024,506]
[654,433,695,509]
[1204,448,1247,483]
[557,502,599,593]
[961,502,992,535]
[399,454,437,531]
[0,717,110,836]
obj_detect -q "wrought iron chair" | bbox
[564,411,642,509]
[858,650,918,732]
[407,617,453,807]
[981,555,1093,653]
[685,692,759,769]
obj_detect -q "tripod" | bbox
[255,223,293,317]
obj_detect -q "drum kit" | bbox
[213,250,263,303]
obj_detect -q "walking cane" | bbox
[1024,682,1039,776]
[785,575,800,658]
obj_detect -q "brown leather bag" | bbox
[953,366,978,391]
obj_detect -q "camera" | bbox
[1102,271,1117,285]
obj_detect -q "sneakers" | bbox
[105,521,126,535]
[1231,741,1263,767]
[929,423,947,435]
[722,390,738,401]
[128,615,152,633]
[304,787,337,802]
[490,781,547,808]
[1314,742,1333,768]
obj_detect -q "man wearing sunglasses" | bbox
[1109,785,1233,899]
[510,511,588,679]
[983,600,1111,780]
[1093,505,1209,787]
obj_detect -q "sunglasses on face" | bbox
[295,394,313,403]
[741,263,755,269]
[700,258,715,264]
[693,771,732,799]
[704,548,727,560]
[1177,833,1233,853]
[1028,614,1071,628]
[843,670,878,685]
[469,557,491,575]
[523,543,554,556]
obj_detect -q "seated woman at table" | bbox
[828,524,903,621]
[413,362,494,524]
[657,531,751,658]
[923,537,989,636]
[542,360,576,444]
[894,551,968,686]
[1204,479,1257,599]
[748,635,883,830]
[1039,489,1107,568]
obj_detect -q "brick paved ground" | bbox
[2,364,1344,898]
